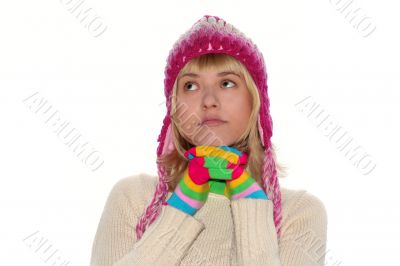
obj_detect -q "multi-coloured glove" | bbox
[223,146,269,201]
[165,145,269,216]
[164,148,213,216]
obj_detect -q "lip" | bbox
[201,119,227,127]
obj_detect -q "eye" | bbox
[221,80,236,88]
[183,82,198,91]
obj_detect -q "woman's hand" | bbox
[165,145,269,217]
[223,146,269,201]
[165,157,211,216]
[225,169,269,200]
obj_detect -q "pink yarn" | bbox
[135,14,283,241]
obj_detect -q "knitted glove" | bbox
[164,150,212,216]
[224,146,269,201]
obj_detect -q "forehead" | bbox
[176,53,245,82]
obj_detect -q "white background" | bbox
[1,0,399,265]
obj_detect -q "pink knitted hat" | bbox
[136,14,282,241]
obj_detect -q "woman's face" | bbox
[175,68,252,146]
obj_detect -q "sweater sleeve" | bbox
[90,177,206,266]
[230,191,328,266]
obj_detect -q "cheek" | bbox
[229,94,252,115]
[175,99,202,130]
[236,108,251,126]
[176,98,196,118]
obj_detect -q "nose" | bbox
[202,88,219,110]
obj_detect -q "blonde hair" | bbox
[157,53,287,192]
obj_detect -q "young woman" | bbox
[91,14,328,266]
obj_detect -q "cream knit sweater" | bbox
[90,173,328,266]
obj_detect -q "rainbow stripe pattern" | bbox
[166,145,268,216]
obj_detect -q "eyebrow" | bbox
[179,71,241,79]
